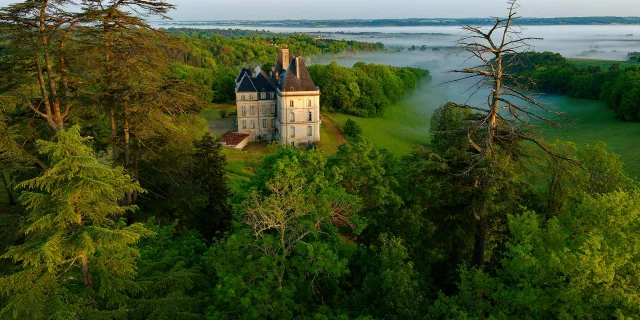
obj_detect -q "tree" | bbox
[208,148,361,319]
[0,126,151,319]
[343,118,362,137]
[189,134,232,240]
[446,0,570,266]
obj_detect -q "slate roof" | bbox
[278,56,318,92]
[252,69,277,93]
[221,132,249,147]
[236,68,252,83]
[236,74,257,93]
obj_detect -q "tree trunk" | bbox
[111,106,120,167]
[123,112,132,205]
[472,214,487,267]
[80,253,93,288]
[1,173,15,205]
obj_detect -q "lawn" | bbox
[325,99,432,156]
[567,58,638,69]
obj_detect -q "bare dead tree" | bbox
[442,0,581,266]
[445,0,565,160]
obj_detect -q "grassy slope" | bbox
[567,58,638,69]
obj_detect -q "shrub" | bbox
[343,119,362,137]
[219,109,228,118]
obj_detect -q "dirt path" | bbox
[322,114,347,145]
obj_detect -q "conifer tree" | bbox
[0,126,151,319]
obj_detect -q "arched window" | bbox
[290,112,295,122]
[308,111,312,121]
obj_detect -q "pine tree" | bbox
[189,134,232,240]
[0,125,152,319]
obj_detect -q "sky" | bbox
[1,0,639,20]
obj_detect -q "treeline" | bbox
[169,29,386,102]
[509,51,640,121]
[308,61,430,117]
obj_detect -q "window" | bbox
[251,120,255,129]
[290,112,295,122]
[307,126,312,136]
[262,106,266,114]
[308,111,312,121]
[270,93,275,99]
[271,105,275,114]
[241,106,246,116]
[271,119,276,128]
[242,120,246,129]
[308,99,312,107]
[291,142,295,147]
[263,119,267,128]
[261,93,266,99]
[290,127,295,137]
[250,94,254,100]
[241,95,245,100]
[250,106,254,115]
[290,100,294,107]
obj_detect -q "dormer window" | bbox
[270,93,275,99]
[261,93,266,99]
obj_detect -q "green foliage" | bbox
[343,118,362,137]
[509,51,640,121]
[128,220,209,320]
[435,190,640,319]
[0,126,151,319]
[188,134,232,240]
[207,148,361,319]
[308,61,429,117]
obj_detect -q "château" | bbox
[234,48,321,147]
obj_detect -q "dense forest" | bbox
[169,28,386,102]
[509,51,640,121]
[308,62,430,116]
[1,0,640,319]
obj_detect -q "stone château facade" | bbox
[235,48,321,147]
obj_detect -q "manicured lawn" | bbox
[325,99,432,156]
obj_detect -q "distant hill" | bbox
[154,17,640,28]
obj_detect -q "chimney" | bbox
[280,48,290,71]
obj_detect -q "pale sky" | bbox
[1,0,639,20]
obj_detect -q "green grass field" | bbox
[567,58,638,69]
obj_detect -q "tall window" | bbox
[251,120,255,129]
[241,106,246,116]
[250,94,254,100]
[290,100,294,107]
[308,99,312,107]
[290,127,296,137]
[307,126,312,136]
[308,111,312,121]
[271,119,276,127]
[250,106,254,115]
[262,106,266,114]
[263,119,267,128]
[270,105,275,114]
[241,95,245,101]
[242,120,246,129]
[290,112,295,122]
[261,93,266,99]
